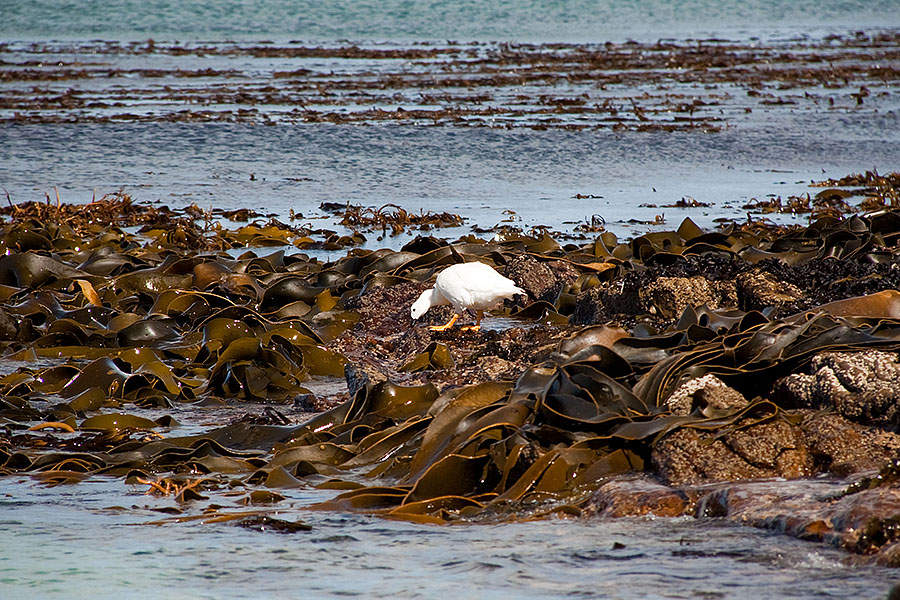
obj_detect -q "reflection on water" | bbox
[1,477,895,599]
[2,0,899,42]
[2,119,899,244]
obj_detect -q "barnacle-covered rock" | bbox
[798,411,898,476]
[642,276,738,319]
[573,274,737,325]
[651,418,812,485]
[736,268,804,311]
[664,373,749,416]
[772,350,900,425]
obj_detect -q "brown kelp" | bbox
[2,175,900,562]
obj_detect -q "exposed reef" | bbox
[2,173,900,565]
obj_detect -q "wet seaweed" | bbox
[2,179,900,562]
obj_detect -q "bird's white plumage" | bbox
[410,261,525,323]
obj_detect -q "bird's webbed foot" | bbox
[429,313,460,331]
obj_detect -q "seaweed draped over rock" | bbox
[3,188,900,561]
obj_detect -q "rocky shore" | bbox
[1,173,900,567]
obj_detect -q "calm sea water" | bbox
[2,2,900,598]
[1,477,897,600]
[2,0,899,42]
[2,118,899,246]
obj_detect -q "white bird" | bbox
[410,261,526,331]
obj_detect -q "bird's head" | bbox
[410,290,432,319]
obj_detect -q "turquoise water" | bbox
[2,0,899,42]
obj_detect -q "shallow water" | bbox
[2,117,899,247]
[1,476,895,600]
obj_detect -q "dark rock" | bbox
[502,254,560,302]
[571,286,611,325]
[0,306,17,341]
[753,256,900,314]
[344,363,387,398]
[293,392,347,412]
[293,393,319,411]
[344,279,426,335]
[772,350,900,425]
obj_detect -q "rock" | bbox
[652,417,812,486]
[571,275,737,324]
[772,350,900,425]
[344,280,427,336]
[664,373,748,416]
[686,476,900,565]
[736,268,804,311]
[546,260,580,290]
[877,543,900,569]
[471,356,521,381]
[294,392,346,412]
[798,410,897,476]
[502,255,563,303]
[585,475,690,518]
[293,393,320,411]
[827,487,900,557]
[344,363,387,397]
[571,286,612,325]
[642,276,738,319]
[0,306,17,341]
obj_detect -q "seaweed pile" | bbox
[2,175,900,564]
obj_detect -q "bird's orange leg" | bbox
[461,310,484,331]
[429,313,460,331]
